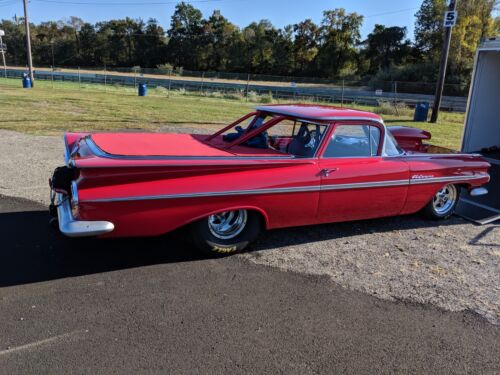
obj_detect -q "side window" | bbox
[324,125,381,158]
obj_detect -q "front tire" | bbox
[421,184,460,220]
[189,210,262,257]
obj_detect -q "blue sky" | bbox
[1,0,428,39]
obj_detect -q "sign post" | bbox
[430,0,458,123]
[0,30,6,78]
[444,10,458,27]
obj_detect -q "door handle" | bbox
[321,168,338,177]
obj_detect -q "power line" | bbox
[364,7,420,19]
[34,0,226,5]
[0,1,19,7]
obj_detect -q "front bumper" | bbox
[54,193,115,238]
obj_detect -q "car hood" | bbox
[89,133,232,157]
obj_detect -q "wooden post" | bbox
[245,73,250,101]
[22,0,35,86]
[341,80,345,107]
[430,0,458,123]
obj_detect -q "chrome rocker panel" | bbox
[56,193,115,238]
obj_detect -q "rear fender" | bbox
[388,126,431,152]
[65,132,90,150]
[182,205,270,230]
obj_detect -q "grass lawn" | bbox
[0,78,465,149]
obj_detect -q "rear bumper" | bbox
[470,187,488,197]
[55,193,115,238]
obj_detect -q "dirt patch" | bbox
[243,216,499,324]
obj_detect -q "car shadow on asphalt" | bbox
[0,194,484,287]
[0,208,204,287]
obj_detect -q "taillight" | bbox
[71,181,80,217]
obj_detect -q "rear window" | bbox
[324,125,381,158]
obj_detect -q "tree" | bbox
[415,0,498,79]
[167,2,204,70]
[414,0,446,59]
[237,20,278,73]
[315,9,364,78]
[0,3,496,85]
[0,18,27,66]
[292,19,319,73]
[79,23,97,66]
[95,18,144,67]
[269,25,294,75]
[202,10,239,71]
[362,25,411,74]
[137,19,167,68]
[66,16,84,63]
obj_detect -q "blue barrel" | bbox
[138,83,147,97]
[22,76,32,89]
[414,102,430,122]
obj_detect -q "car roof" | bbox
[255,104,383,123]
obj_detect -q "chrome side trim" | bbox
[81,174,489,204]
[321,179,408,191]
[85,137,295,161]
[403,153,484,158]
[84,185,322,203]
[56,193,114,238]
[83,179,408,203]
[409,174,489,185]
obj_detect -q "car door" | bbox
[317,122,410,223]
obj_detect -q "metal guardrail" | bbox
[3,68,468,112]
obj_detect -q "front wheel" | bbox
[421,184,460,220]
[189,210,262,257]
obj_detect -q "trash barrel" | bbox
[22,76,32,89]
[138,83,147,97]
[414,102,430,121]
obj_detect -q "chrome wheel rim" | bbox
[208,210,248,240]
[433,184,457,215]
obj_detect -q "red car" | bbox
[49,104,490,256]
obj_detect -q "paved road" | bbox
[0,195,498,374]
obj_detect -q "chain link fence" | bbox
[2,66,469,112]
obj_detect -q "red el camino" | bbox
[49,105,491,255]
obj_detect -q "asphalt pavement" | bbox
[0,195,498,374]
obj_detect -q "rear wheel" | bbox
[421,184,460,220]
[189,210,262,256]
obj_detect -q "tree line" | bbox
[0,0,499,85]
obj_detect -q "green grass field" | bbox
[0,78,465,149]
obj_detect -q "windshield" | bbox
[213,114,327,158]
[384,130,405,156]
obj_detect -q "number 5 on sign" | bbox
[444,11,457,27]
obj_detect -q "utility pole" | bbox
[22,0,35,86]
[50,40,55,69]
[430,0,458,123]
[0,30,6,78]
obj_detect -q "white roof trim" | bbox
[255,106,384,124]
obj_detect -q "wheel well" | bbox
[184,206,270,230]
[455,183,470,192]
[249,209,268,230]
